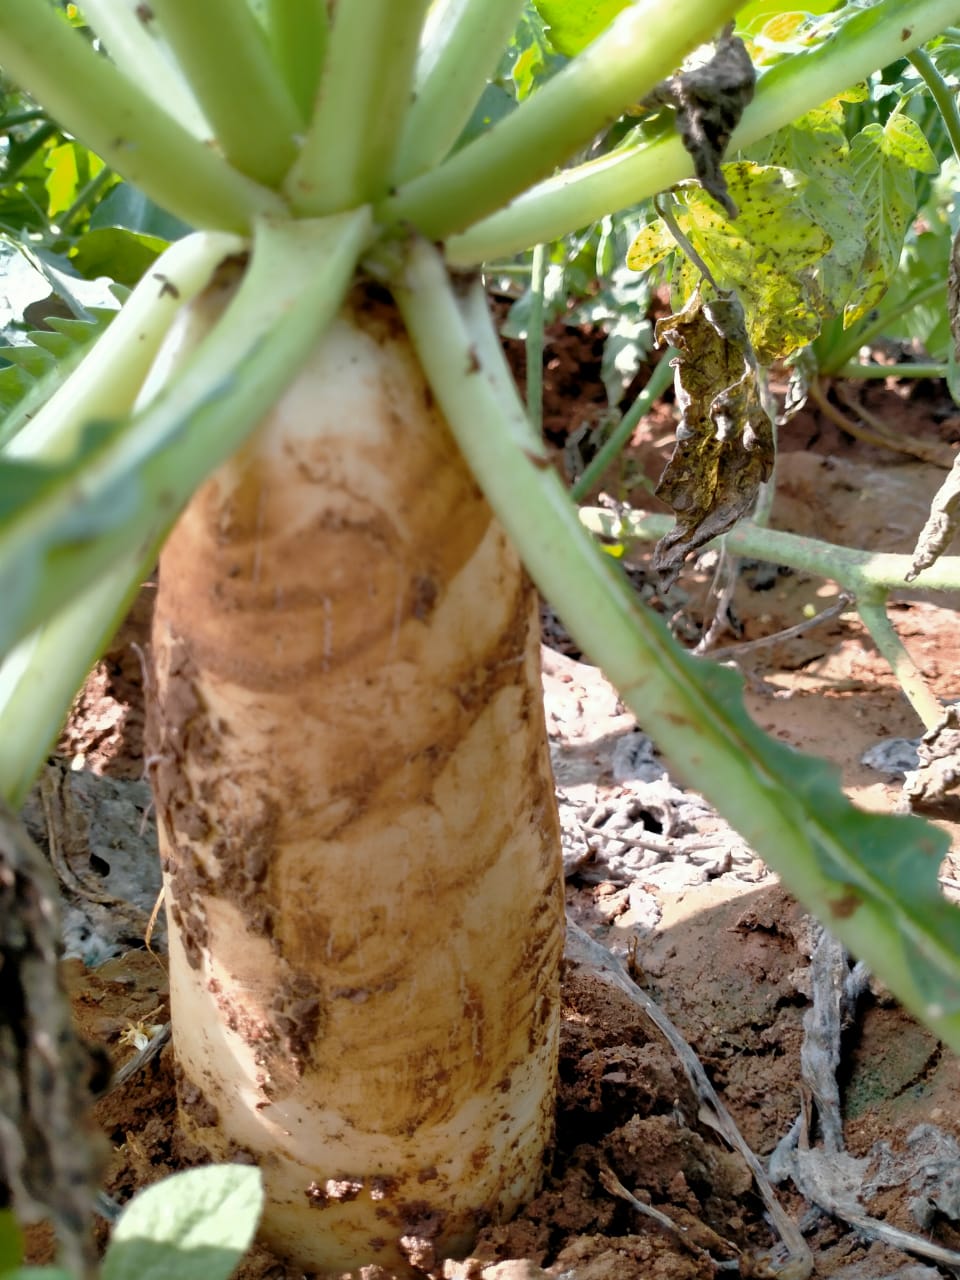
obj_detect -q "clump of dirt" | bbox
[60,582,156,778]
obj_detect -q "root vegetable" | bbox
[147,280,565,1274]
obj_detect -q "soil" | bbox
[17,317,960,1280]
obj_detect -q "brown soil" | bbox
[19,322,960,1280]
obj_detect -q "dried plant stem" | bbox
[808,378,954,470]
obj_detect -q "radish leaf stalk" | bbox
[78,0,210,138]
[262,0,328,124]
[0,554,154,808]
[284,0,430,213]
[3,231,244,461]
[0,210,370,659]
[0,1,284,233]
[393,0,527,181]
[145,0,301,186]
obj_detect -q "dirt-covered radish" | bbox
[146,278,565,1274]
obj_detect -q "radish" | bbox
[146,279,564,1271]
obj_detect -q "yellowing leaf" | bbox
[43,140,104,220]
[625,220,675,273]
[760,12,808,41]
[756,111,869,323]
[534,0,629,56]
[44,143,79,219]
[667,163,831,362]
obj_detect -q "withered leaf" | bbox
[646,24,756,218]
[653,287,774,588]
[903,705,960,809]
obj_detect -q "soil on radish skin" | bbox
[24,330,960,1278]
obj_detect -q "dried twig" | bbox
[808,378,954,469]
[694,548,741,654]
[789,1139,960,1272]
[835,383,955,470]
[565,919,814,1280]
[770,922,960,1273]
[599,1162,739,1270]
[705,593,854,661]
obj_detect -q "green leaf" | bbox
[0,345,54,378]
[101,1166,264,1280]
[882,111,942,176]
[89,183,191,242]
[534,0,630,55]
[499,8,566,102]
[844,115,939,325]
[0,307,119,451]
[0,1211,23,1273]
[71,227,168,287]
[880,223,953,361]
[454,81,516,153]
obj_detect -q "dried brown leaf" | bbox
[652,288,774,587]
[647,25,756,218]
[903,705,960,809]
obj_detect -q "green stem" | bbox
[0,210,372,657]
[445,0,960,265]
[147,0,300,186]
[395,236,960,1051]
[264,0,328,124]
[569,354,676,502]
[0,107,47,130]
[579,507,960,595]
[657,195,718,289]
[857,600,944,730]
[1,121,58,183]
[79,0,210,137]
[835,361,948,379]
[392,0,526,182]
[57,166,113,235]
[526,244,546,430]
[909,45,960,165]
[285,0,430,214]
[381,0,743,241]
[0,0,285,232]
